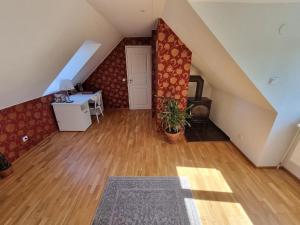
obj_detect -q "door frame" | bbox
[125,45,152,110]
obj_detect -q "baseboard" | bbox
[230,141,278,168]
[230,141,300,182]
[281,167,300,183]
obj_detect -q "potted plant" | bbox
[0,153,13,178]
[160,99,192,143]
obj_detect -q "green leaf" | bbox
[159,98,191,133]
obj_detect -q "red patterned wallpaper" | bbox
[151,30,157,117]
[0,96,58,162]
[84,37,152,108]
[154,19,192,120]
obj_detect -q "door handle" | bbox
[129,79,133,84]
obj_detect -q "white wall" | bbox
[190,2,300,111]
[162,0,273,111]
[189,65,212,98]
[190,2,300,168]
[161,0,278,167]
[210,89,276,165]
[0,0,122,109]
[259,113,300,166]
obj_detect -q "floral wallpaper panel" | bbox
[154,19,192,122]
[0,95,58,162]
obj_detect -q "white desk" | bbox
[52,91,103,131]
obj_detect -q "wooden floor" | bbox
[0,110,300,225]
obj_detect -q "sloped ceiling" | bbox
[161,0,274,111]
[44,40,102,95]
[189,1,300,113]
[87,0,167,37]
[188,1,300,166]
[0,0,122,110]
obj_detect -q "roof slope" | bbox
[190,2,300,113]
[160,0,300,166]
[0,0,122,109]
[161,0,274,111]
[189,1,300,165]
[44,40,101,95]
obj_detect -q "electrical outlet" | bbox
[22,135,29,142]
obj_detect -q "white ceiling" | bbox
[190,2,300,112]
[161,0,274,111]
[87,0,167,37]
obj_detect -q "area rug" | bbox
[92,177,201,225]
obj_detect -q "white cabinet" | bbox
[52,101,92,131]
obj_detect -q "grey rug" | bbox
[92,177,201,225]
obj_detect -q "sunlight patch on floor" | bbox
[178,166,254,225]
[184,198,202,225]
[176,166,232,193]
[194,199,254,225]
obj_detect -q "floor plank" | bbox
[0,109,299,225]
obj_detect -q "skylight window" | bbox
[44,40,101,95]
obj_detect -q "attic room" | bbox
[0,0,299,224]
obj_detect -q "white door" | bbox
[125,46,152,109]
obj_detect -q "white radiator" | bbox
[290,142,300,166]
[281,124,300,178]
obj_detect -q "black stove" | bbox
[187,76,212,122]
[188,97,212,122]
[185,75,229,142]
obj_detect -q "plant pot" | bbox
[0,167,13,178]
[165,130,182,143]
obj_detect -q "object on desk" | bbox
[59,79,75,103]
[75,83,84,92]
[54,93,67,103]
[89,91,104,123]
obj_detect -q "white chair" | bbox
[89,91,104,123]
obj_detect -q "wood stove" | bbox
[188,75,212,122]
[185,76,229,142]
